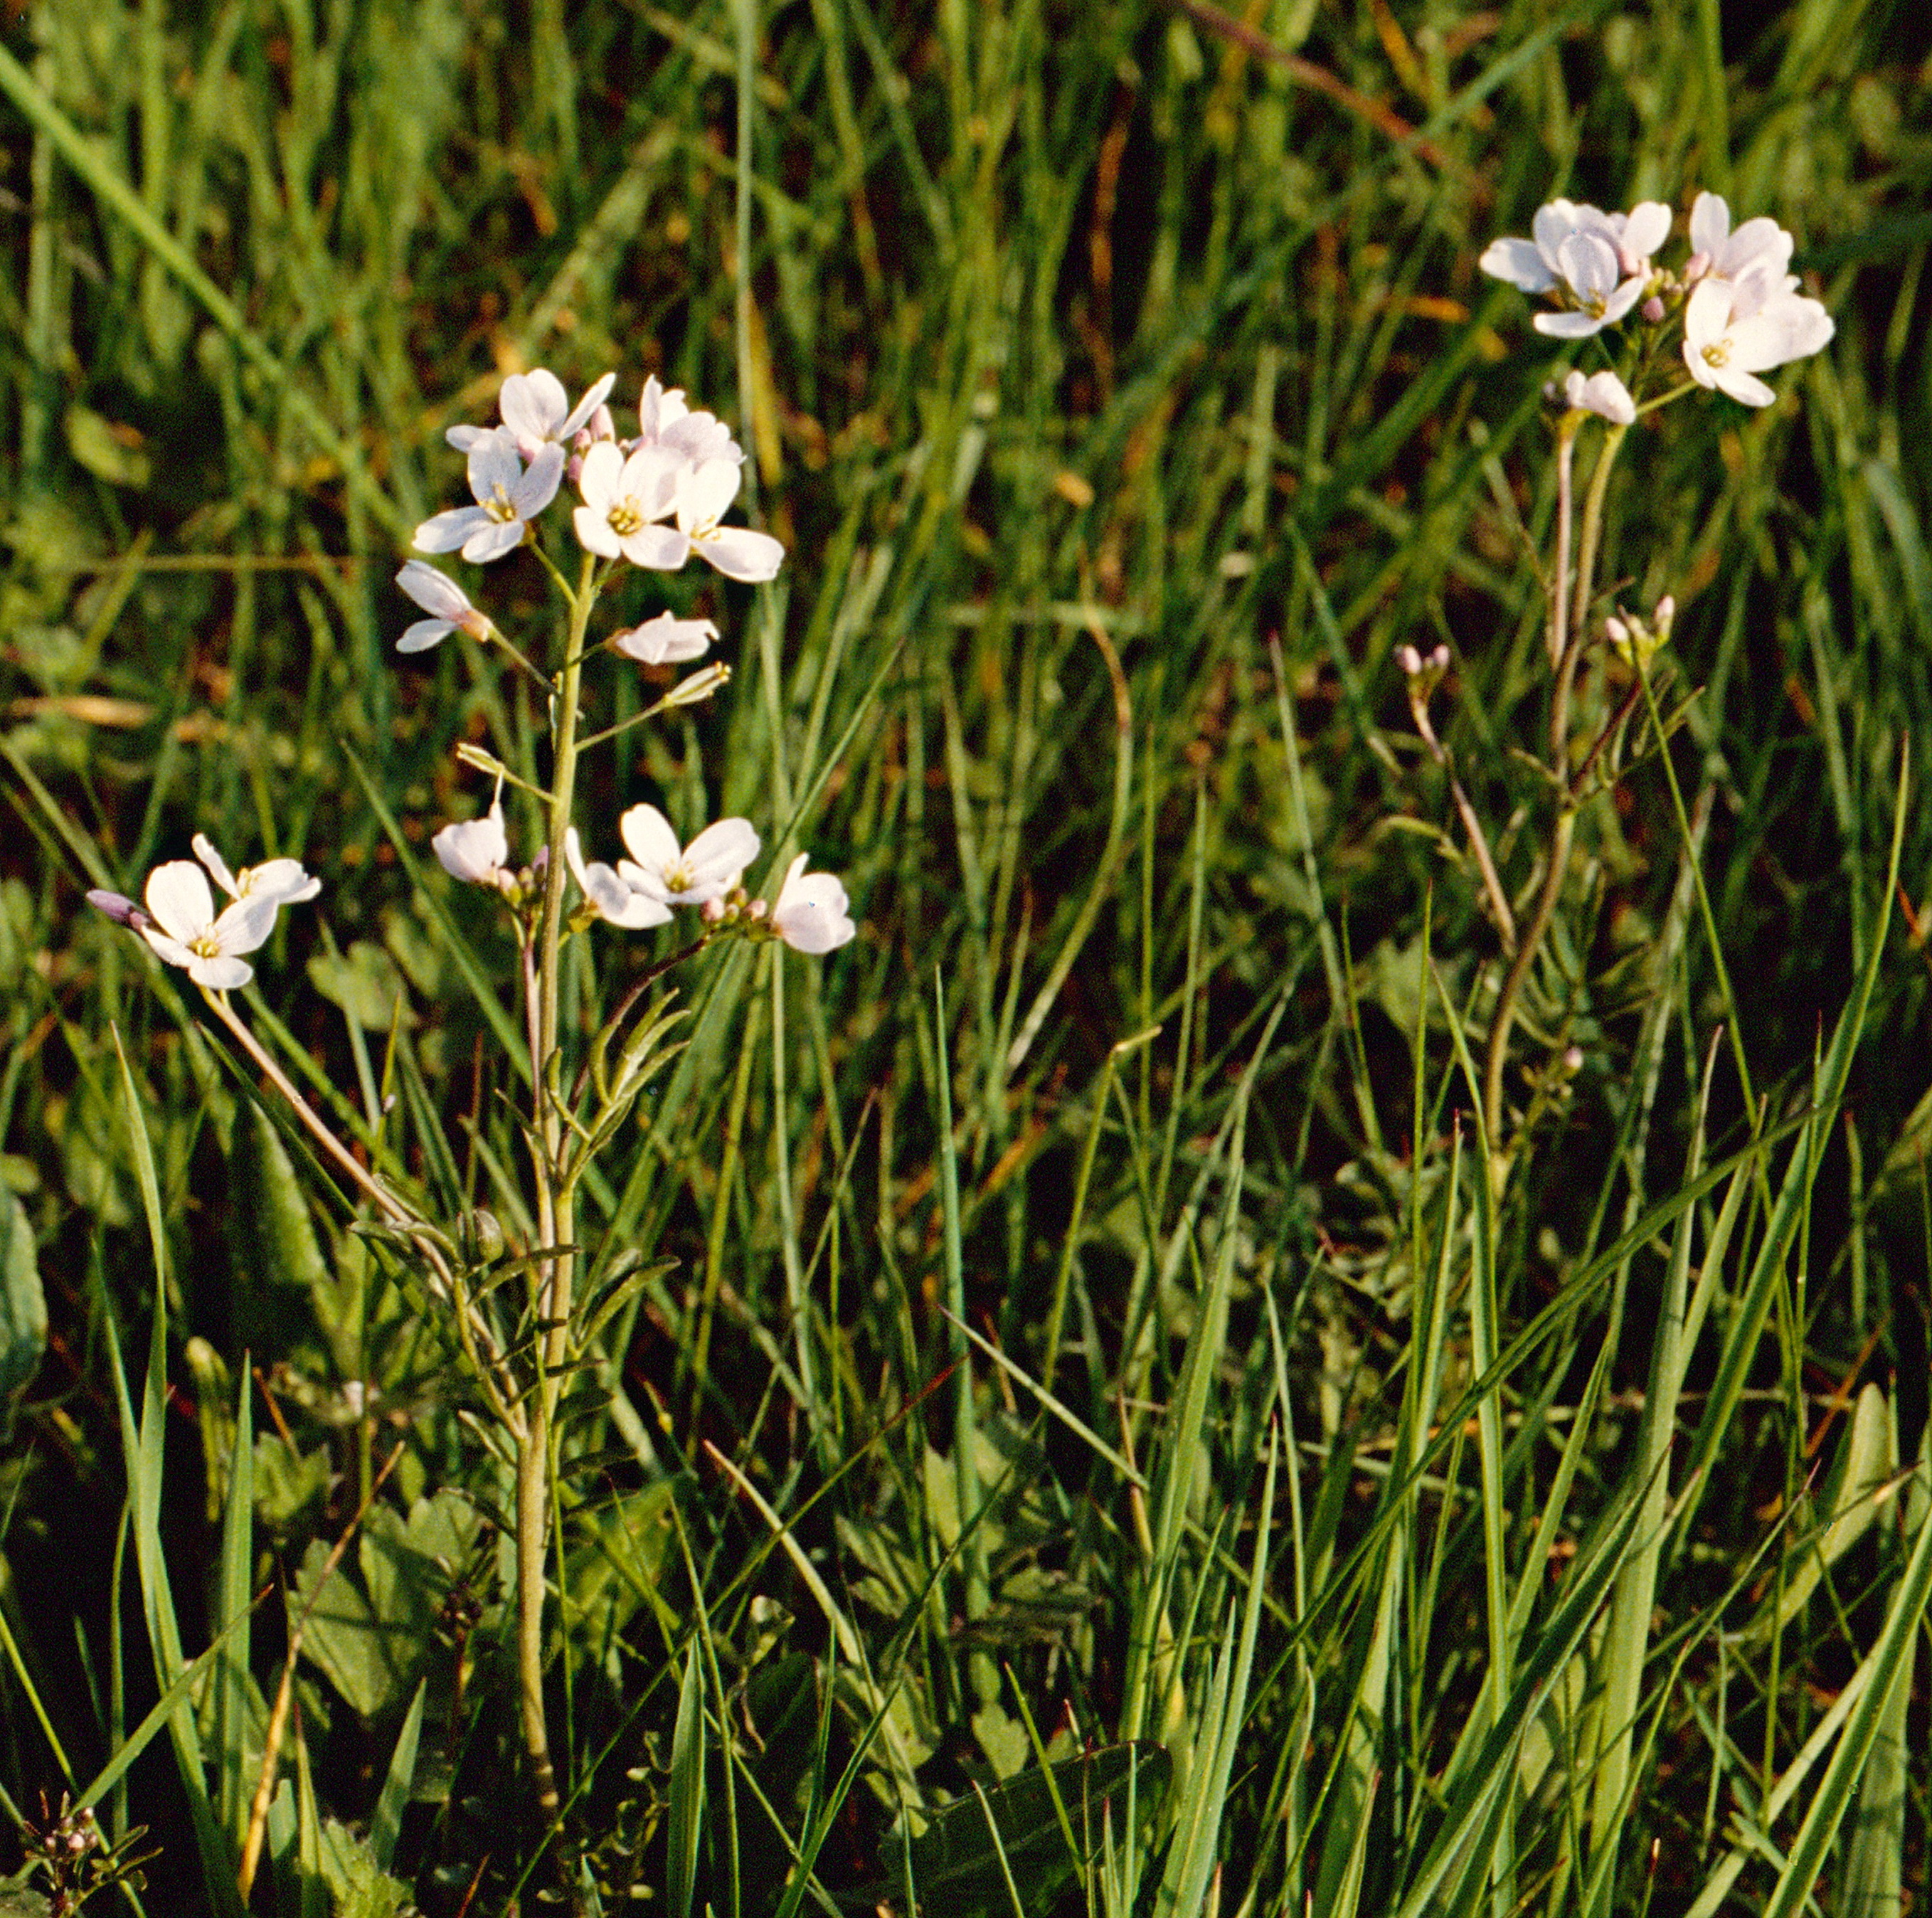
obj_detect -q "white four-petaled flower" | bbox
[192,832,322,910]
[1685,192,1793,288]
[136,858,282,990]
[573,443,686,568]
[667,460,787,583]
[1481,198,1670,338]
[1680,267,1834,408]
[565,829,674,930]
[414,428,566,563]
[632,376,744,467]
[768,854,855,954]
[616,805,759,907]
[448,369,617,460]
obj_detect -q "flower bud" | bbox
[662,662,732,709]
[1396,644,1423,677]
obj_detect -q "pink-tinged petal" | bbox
[189,952,254,990]
[574,506,624,560]
[398,618,454,653]
[87,889,142,926]
[620,524,691,571]
[578,441,625,514]
[612,613,718,664]
[1531,201,1580,264]
[695,526,785,583]
[510,441,566,517]
[397,560,474,620]
[191,833,240,898]
[413,507,490,554]
[1555,232,1619,302]
[559,372,616,439]
[145,861,216,943]
[618,805,683,874]
[1478,237,1554,291]
[461,519,528,564]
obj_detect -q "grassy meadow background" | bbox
[1,0,1931,1911]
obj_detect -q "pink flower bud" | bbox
[1641,295,1665,323]
[1396,644,1423,677]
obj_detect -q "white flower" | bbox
[768,854,854,954]
[193,832,322,910]
[633,376,743,466]
[1561,369,1636,425]
[566,829,673,931]
[1482,198,1668,337]
[573,442,686,568]
[396,561,490,653]
[661,460,786,583]
[616,805,758,907]
[1686,192,1793,287]
[414,428,566,563]
[432,788,513,889]
[448,369,617,459]
[138,860,282,990]
[1681,274,1834,408]
[1535,232,1646,339]
[610,612,719,665]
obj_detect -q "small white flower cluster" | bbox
[90,835,320,990]
[1482,191,1833,410]
[405,370,782,622]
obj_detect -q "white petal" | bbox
[461,519,527,564]
[577,440,625,514]
[238,858,319,905]
[1555,233,1619,301]
[145,861,216,943]
[500,369,567,443]
[621,524,694,571]
[191,833,240,899]
[1534,310,1613,339]
[559,372,617,440]
[212,895,278,956]
[1478,237,1554,292]
[1620,200,1672,261]
[620,444,686,519]
[467,430,525,502]
[1728,296,1834,373]
[398,618,455,653]
[619,804,683,875]
[510,441,566,517]
[446,423,489,452]
[695,526,785,583]
[682,817,760,891]
[189,952,254,990]
[434,805,510,884]
[573,506,624,560]
[772,855,855,954]
[1714,364,1777,407]
[677,458,741,531]
[139,926,199,970]
[1689,191,1729,259]
[396,559,474,620]
[413,507,490,554]
[1682,279,1732,358]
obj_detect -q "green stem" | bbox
[517,550,598,1866]
[1482,420,1627,1155]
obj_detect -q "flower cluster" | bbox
[90,835,320,990]
[1482,191,1833,409]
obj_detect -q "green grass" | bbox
[1,0,1931,1913]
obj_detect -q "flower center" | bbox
[485,483,519,524]
[609,498,644,536]
[189,932,222,960]
[1702,339,1731,368]
[665,862,692,892]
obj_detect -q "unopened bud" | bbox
[1654,595,1675,633]
[456,743,511,780]
[1641,295,1665,323]
[663,662,732,709]
[1396,644,1423,677]
[1604,615,1630,645]
[1684,250,1710,282]
[87,888,147,930]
